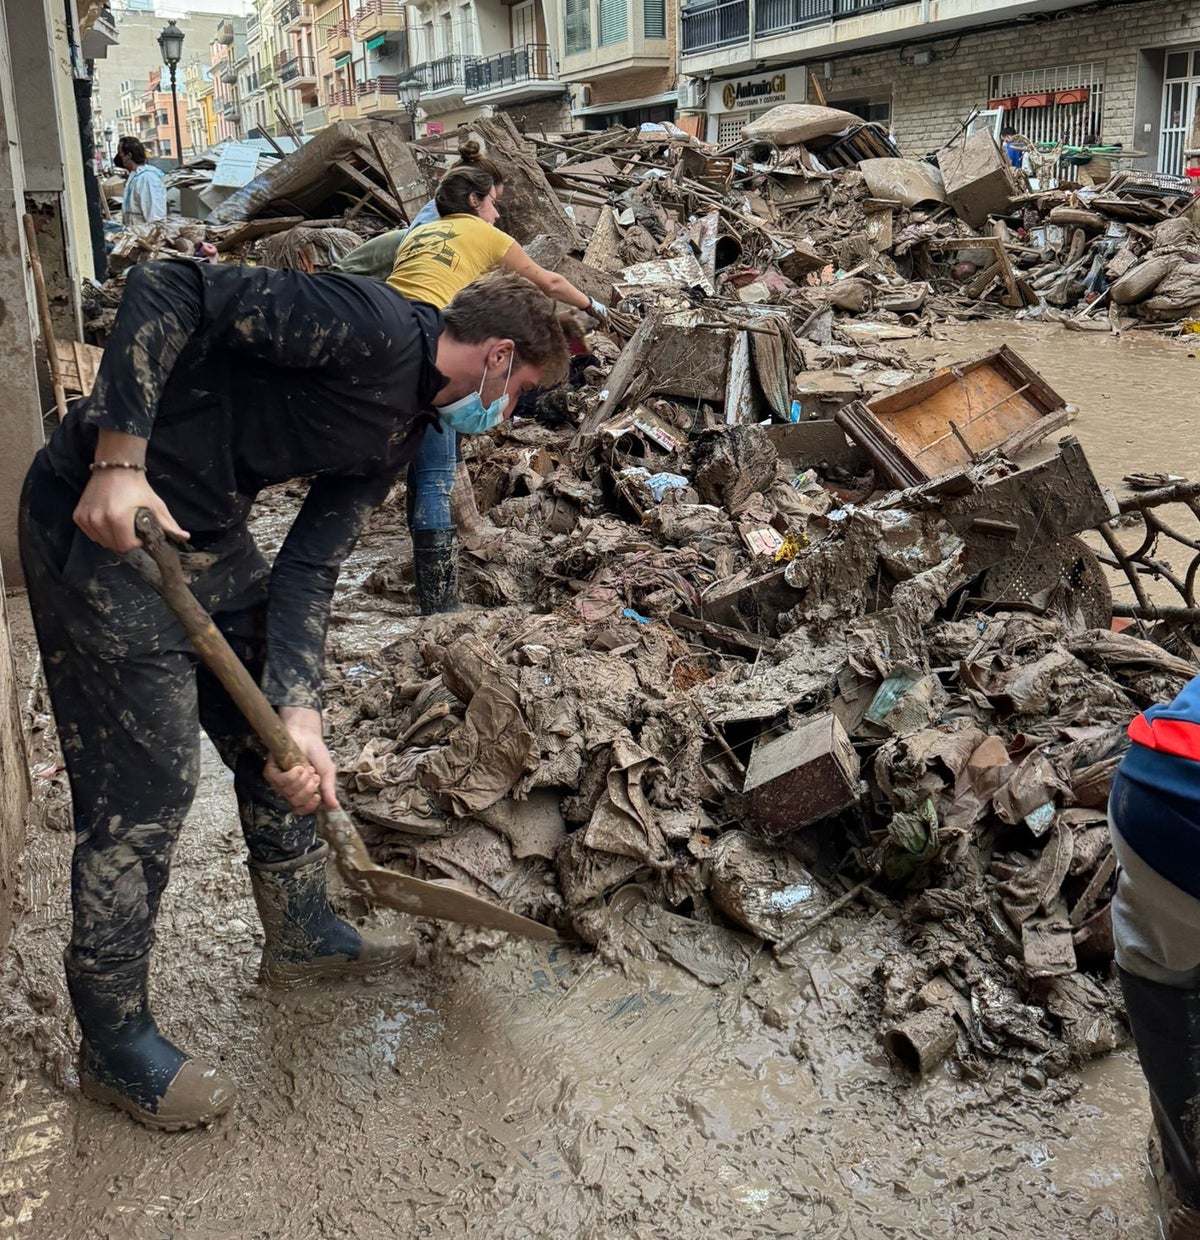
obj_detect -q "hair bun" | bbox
[457,139,482,162]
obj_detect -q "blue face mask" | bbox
[437,352,514,435]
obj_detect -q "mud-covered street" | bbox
[1,322,1193,1238]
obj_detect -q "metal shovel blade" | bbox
[320,807,562,941]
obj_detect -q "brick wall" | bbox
[501,95,573,131]
[589,65,675,107]
[817,0,1197,155]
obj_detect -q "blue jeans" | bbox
[407,422,456,531]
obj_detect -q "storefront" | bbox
[705,67,805,144]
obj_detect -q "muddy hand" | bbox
[76,467,190,555]
[264,706,339,816]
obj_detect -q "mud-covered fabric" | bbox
[42,259,447,708]
[21,457,317,971]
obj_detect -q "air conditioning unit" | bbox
[576,83,592,108]
[677,77,704,110]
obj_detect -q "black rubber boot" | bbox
[249,843,416,987]
[412,527,461,615]
[65,949,236,1131]
[1119,966,1200,1239]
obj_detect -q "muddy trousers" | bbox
[19,457,316,974]
[1109,769,1200,1216]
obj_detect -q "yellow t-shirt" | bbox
[386,214,515,308]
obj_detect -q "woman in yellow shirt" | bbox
[387,165,610,321]
[392,163,618,615]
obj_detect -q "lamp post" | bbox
[398,73,422,141]
[157,19,185,165]
[103,124,113,169]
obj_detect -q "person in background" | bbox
[1109,674,1200,1238]
[999,126,1025,171]
[117,136,167,226]
[344,159,625,615]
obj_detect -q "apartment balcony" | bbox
[219,58,240,84]
[326,87,359,123]
[326,18,353,57]
[681,0,1095,74]
[217,19,235,44]
[246,13,260,39]
[464,44,560,105]
[280,0,311,30]
[356,75,401,114]
[354,0,406,42]
[302,103,328,130]
[279,54,318,88]
[260,61,276,87]
[416,54,465,93]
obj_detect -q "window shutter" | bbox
[643,0,665,39]
[598,0,628,46]
[564,0,590,54]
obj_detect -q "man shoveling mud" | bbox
[19,259,567,1131]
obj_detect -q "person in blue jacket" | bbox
[1111,675,1200,1237]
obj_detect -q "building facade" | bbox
[129,68,190,160]
[677,0,1200,175]
[210,17,248,141]
[92,6,235,148]
[554,0,677,129]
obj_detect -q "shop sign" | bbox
[711,70,799,113]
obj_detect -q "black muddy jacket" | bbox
[41,259,447,709]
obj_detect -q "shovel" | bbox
[130,508,560,942]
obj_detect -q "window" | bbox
[988,63,1104,150]
[598,0,627,46]
[564,0,590,54]
[831,97,890,124]
[644,0,665,38]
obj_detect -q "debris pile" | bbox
[315,318,1194,1081]
[80,106,1200,1080]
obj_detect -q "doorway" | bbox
[1160,47,1200,175]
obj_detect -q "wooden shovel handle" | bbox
[132,509,307,772]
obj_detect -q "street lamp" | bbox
[103,124,113,168]
[398,73,422,140]
[157,19,185,165]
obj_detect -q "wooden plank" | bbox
[574,312,661,442]
[332,159,404,222]
[55,339,104,397]
[364,124,429,220]
[214,214,306,253]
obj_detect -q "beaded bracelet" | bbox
[89,460,145,473]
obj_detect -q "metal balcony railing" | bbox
[278,55,317,83]
[464,43,555,95]
[246,14,260,37]
[354,0,407,34]
[260,61,276,86]
[680,0,749,52]
[683,0,910,53]
[416,54,466,92]
[278,0,302,24]
[356,75,400,102]
[754,0,830,35]
[216,19,235,44]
